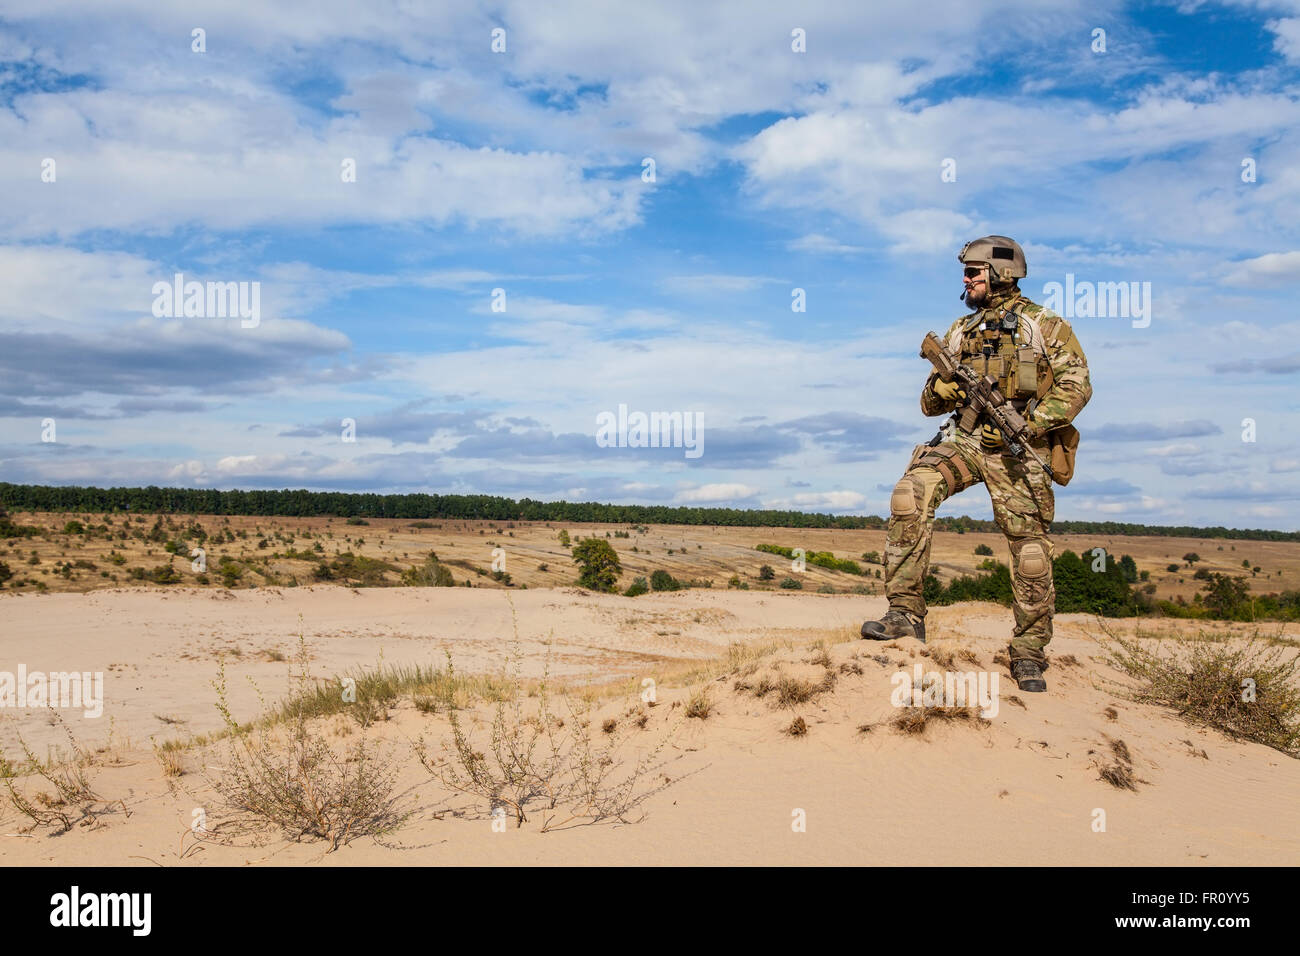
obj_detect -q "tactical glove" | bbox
[979,423,1003,451]
[933,378,967,404]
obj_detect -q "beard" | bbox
[963,283,989,307]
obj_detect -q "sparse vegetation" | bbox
[207,637,410,850]
[419,632,683,830]
[1102,629,1300,756]
[401,552,456,587]
[1,714,122,834]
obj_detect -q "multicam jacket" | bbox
[920,287,1091,438]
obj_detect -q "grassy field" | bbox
[2,511,1297,606]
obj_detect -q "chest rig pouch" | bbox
[954,308,1054,433]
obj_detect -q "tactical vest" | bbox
[951,305,1055,419]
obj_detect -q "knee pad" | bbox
[890,478,917,517]
[1018,540,1049,578]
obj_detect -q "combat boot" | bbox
[1011,659,1046,693]
[861,608,926,643]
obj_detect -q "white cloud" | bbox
[764,490,868,511]
[675,483,759,503]
[787,234,865,255]
[658,274,784,296]
[1223,250,1300,285]
[1267,17,1300,62]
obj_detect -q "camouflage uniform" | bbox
[884,287,1091,666]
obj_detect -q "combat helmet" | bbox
[957,235,1027,285]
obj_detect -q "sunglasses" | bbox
[963,266,985,279]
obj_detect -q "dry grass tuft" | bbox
[784,716,808,737]
[928,646,957,669]
[775,675,819,708]
[1096,735,1141,791]
[806,642,833,669]
[685,685,714,720]
[153,741,186,778]
[889,705,990,736]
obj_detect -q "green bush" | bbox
[327,552,397,586]
[623,576,649,597]
[779,577,802,590]
[758,564,775,581]
[974,543,994,556]
[755,544,862,575]
[923,548,1148,616]
[650,569,681,592]
[401,553,455,587]
[0,513,39,539]
[148,564,181,584]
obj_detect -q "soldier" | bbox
[861,236,1091,693]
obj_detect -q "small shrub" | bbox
[650,569,681,592]
[1102,631,1300,756]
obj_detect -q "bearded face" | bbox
[963,266,990,306]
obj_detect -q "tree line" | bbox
[1,482,1296,541]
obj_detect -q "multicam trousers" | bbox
[883,425,1056,666]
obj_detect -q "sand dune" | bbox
[1,586,1297,866]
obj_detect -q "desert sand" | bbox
[1,584,1297,866]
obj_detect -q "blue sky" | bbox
[1,0,1298,528]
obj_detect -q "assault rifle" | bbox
[920,331,1054,481]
